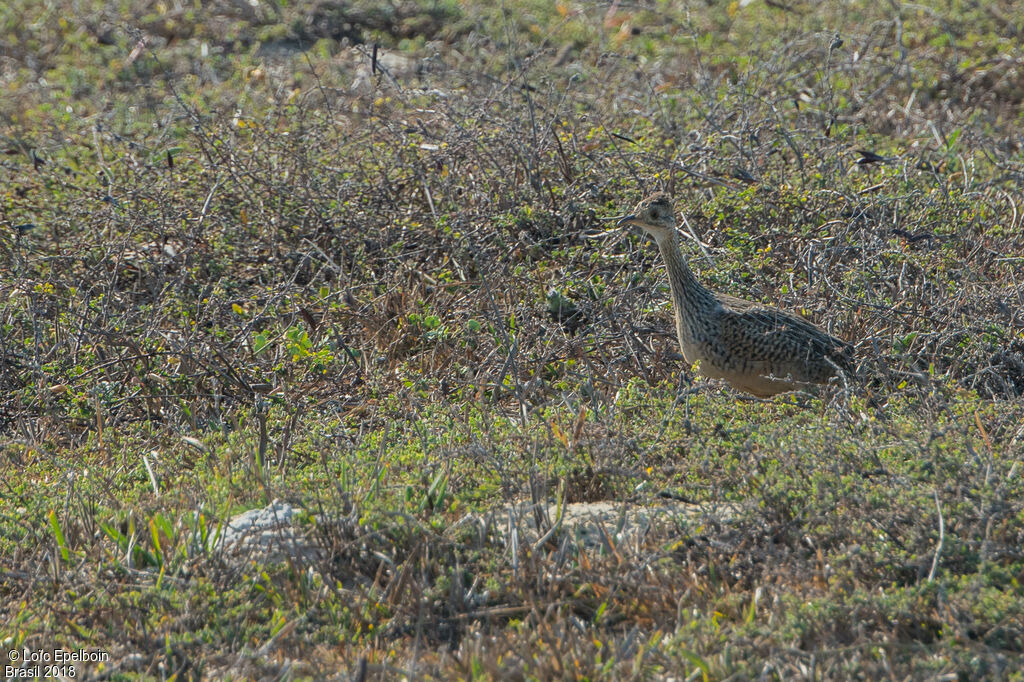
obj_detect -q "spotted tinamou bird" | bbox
[617,194,854,397]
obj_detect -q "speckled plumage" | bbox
[618,194,853,397]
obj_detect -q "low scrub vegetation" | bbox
[2,0,1023,678]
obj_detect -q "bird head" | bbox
[616,194,677,242]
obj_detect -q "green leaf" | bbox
[49,509,69,562]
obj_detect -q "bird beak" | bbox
[616,215,637,228]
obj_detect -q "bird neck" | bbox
[656,232,717,317]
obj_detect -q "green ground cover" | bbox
[2,0,1023,678]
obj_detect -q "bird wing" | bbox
[716,303,853,380]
